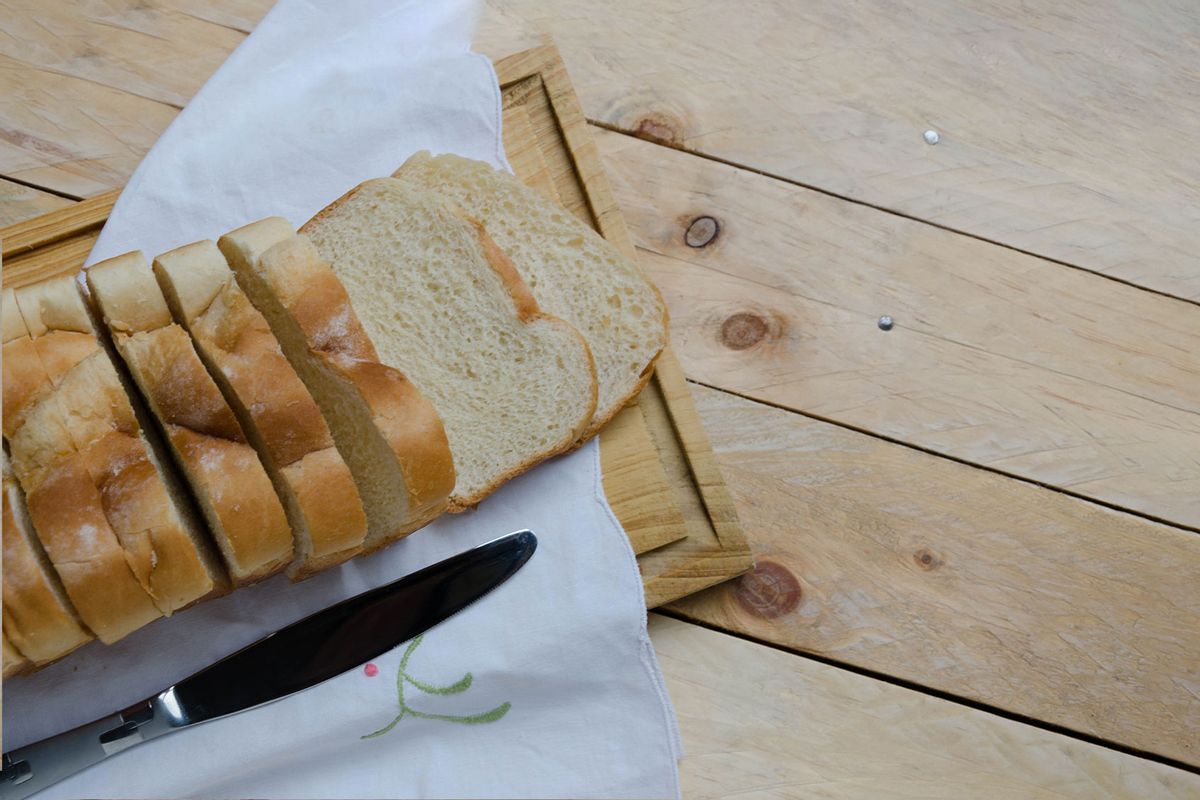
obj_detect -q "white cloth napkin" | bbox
[4,1,681,796]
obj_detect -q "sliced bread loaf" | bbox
[154,240,369,578]
[86,253,293,585]
[14,276,226,613]
[393,152,667,437]
[219,219,454,551]
[2,455,92,666]
[300,178,597,508]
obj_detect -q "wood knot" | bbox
[913,548,943,571]
[633,113,682,146]
[733,560,802,619]
[685,216,720,248]
[721,313,768,350]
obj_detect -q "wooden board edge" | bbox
[0,189,118,258]
[495,45,753,574]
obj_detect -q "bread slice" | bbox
[8,390,162,643]
[300,178,597,508]
[86,253,293,585]
[1,287,95,439]
[393,151,667,438]
[3,454,92,665]
[3,632,30,678]
[153,240,369,579]
[13,276,226,614]
[218,219,454,551]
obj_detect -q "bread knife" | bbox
[0,530,537,799]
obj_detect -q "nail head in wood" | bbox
[923,129,940,145]
[878,315,895,330]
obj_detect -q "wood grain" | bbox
[594,128,1200,532]
[499,65,686,559]
[670,385,1200,766]
[0,52,178,196]
[1,0,243,108]
[495,46,752,605]
[652,615,1200,799]
[476,0,1200,301]
[0,179,73,229]
[4,2,1197,299]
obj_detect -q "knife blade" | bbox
[0,529,537,799]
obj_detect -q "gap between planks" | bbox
[587,120,1200,313]
[654,609,1200,778]
[687,376,1200,538]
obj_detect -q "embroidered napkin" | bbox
[3,1,681,796]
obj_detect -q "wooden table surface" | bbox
[2,1,1198,795]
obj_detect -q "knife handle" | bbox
[0,693,183,799]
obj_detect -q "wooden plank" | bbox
[0,179,74,229]
[594,128,1200,532]
[652,615,1200,799]
[477,1,1200,301]
[154,0,269,34]
[670,385,1200,766]
[0,0,243,108]
[4,2,1197,298]
[495,46,752,605]
[0,53,179,196]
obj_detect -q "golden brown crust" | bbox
[225,222,455,549]
[319,353,454,523]
[115,326,292,584]
[88,252,295,586]
[168,424,292,583]
[84,252,174,332]
[154,240,368,574]
[15,424,161,644]
[3,633,31,678]
[3,472,92,665]
[19,274,225,615]
[3,335,51,439]
[13,276,93,338]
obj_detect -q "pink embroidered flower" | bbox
[364,663,379,677]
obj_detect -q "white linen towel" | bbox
[4,1,681,796]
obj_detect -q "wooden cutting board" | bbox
[0,45,752,608]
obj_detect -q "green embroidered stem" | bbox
[361,635,511,740]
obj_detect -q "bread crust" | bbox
[221,220,454,549]
[154,240,369,577]
[258,232,455,534]
[10,400,161,644]
[54,348,223,611]
[87,253,294,585]
[3,468,92,665]
[14,275,225,615]
[3,632,30,678]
